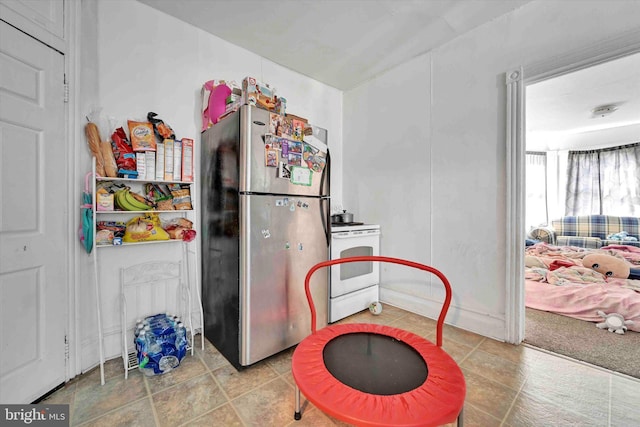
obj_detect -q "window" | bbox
[565,143,640,216]
[525,151,548,230]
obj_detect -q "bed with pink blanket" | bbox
[525,243,640,332]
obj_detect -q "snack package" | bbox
[123,214,170,243]
[171,189,192,210]
[163,217,196,241]
[128,120,156,152]
[96,221,126,245]
[147,112,175,141]
[96,188,114,211]
[111,127,137,172]
[144,183,173,210]
[167,184,192,210]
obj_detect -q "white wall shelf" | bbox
[89,157,203,384]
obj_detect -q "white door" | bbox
[0,21,68,403]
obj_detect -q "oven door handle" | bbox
[332,231,381,239]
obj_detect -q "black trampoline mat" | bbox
[323,332,428,395]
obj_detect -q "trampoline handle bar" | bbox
[304,256,452,347]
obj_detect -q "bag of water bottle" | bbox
[134,313,188,376]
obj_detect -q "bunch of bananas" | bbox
[115,188,153,211]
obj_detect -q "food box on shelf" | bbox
[181,138,194,182]
[243,76,277,112]
[96,188,114,211]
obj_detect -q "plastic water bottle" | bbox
[145,314,176,336]
[135,328,147,350]
[158,355,180,373]
[175,322,188,359]
[134,329,154,376]
[134,322,144,337]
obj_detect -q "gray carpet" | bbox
[524,308,640,379]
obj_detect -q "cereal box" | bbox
[243,76,277,112]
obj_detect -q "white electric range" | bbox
[329,223,381,322]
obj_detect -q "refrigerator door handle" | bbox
[321,197,330,246]
[320,149,330,198]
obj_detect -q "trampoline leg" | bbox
[294,385,301,420]
[457,406,464,426]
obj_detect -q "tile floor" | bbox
[42,305,640,426]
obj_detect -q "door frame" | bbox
[65,0,81,379]
[505,32,640,344]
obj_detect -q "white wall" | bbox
[343,54,433,300]
[343,0,640,340]
[78,0,342,371]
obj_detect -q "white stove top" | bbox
[330,223,380,233]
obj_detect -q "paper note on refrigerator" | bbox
[290,166,312,186]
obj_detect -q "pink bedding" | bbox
[525,243,640,332]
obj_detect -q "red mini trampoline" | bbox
[292,256,466,426]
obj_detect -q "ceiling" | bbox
[139,0,531,90]
[527,52,640,143]
[139,0,639,138]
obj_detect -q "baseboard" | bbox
[380,287,507,342]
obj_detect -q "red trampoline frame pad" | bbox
[292,322,466,427]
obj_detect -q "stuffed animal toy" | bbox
[596,310,634,334]
[581,253,640,280]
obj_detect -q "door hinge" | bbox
[64,83,69,103]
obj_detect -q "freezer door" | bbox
[240,105,329,197]
[239,193,329,366]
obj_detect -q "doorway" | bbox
[505,40,640,346]
[520,52,640,374]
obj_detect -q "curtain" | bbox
[525,152,548,229]
[565,143,640,216]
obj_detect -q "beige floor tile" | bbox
[388,311,437,336]
[186,403,244,427]
[373,303,408,320]
[460,348,528,391]
[41,381,76,405]
[461,368,519,420]
[504,389,603,427]
[520,356,610,425]
[144,354,208,394]
[212,362,278,399]
[152,373,226,427]
[281,371,296,387]
[441,338,476,363]
[341,309,390,325]
[611,374,640,426]
[480,338,541,364]
[72,357,128,391]
[264,347,295,375]
[231,377,295,426]
[196,337,232,371]
[76,397,156,427]
[285,406,346,426]
[72,371,147,425]
[443,324,485,347]
[446,404,502,427]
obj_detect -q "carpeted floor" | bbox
[524,308,640,379]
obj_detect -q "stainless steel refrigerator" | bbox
[200,105,330,369]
